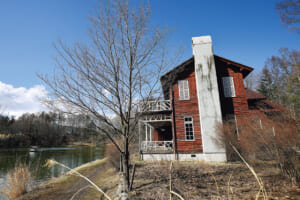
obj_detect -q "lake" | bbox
[0,146,104,199]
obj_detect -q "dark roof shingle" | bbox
[245,88,266,100]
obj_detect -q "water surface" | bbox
[0,146,104,198]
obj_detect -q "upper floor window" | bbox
[178,80,190,100]
[184,116,194,140]
[222,76,236,98]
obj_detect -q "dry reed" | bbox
[0,163,32,199]
[230,144,268,200]
[169,161,185,200]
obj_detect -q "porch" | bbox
[141,140,173,153]
[138,100,174,154]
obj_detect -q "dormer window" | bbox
[222,77,236,97]
[178,80,190,100]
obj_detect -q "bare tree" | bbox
[258,48,300,119]
[39,0,179,196]
[244,71,260,91]
[276,0,300,34]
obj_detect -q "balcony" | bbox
[141,141,173,153]
[139,100,172,126]
[139,100,171,113]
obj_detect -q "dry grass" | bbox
[15,158,300,200]
[230,144,268,200]
[44,159,112,200]
[16,158,119,200]
[1,163,32,199]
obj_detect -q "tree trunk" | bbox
[118,138,130,200]
[122,138,130,191]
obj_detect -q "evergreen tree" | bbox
[258,67,273,99]
[259,48,300,119]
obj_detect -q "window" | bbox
[184,116,194,140]
[178,80,189,100]
[222,76,236,97]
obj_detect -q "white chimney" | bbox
[192,36,226,161]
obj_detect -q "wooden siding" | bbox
[215,59,250,122]
[172,68,203,153]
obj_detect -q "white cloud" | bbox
[0,81,48,117]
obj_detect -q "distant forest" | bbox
[0,112,103,147]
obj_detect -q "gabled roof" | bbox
[260,99,287,112]
[160,55,253,99]
[245,88,287,112]
[214,55,253,77]
[245,88,266,100]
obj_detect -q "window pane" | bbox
[184,116,194,140]
[222,77,236,98]
[179,80,189,100]
[184,117,192,122]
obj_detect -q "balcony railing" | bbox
[141,141,173,152]
[139,100,171,112]
[141,114,172,122]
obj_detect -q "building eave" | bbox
[160,55,254,99]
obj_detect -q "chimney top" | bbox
[192,35,212,45]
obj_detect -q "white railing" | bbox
[139,100,171,112]
[141,114,171,122]
[141,141,173,152]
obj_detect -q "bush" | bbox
[0,163,32,199]
[216,114,300,182]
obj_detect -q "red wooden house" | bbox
[138,36,284,161]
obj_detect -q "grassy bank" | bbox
[17,159,119,200]
[16,159,300,200]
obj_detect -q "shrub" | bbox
[1,163,32,199]
[216,114,300,182]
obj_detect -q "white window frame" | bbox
[178,80,190,100]
[222,76,236,98]
[184,116,194,141]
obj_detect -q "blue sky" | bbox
[0,0,299,116]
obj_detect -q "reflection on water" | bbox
[0,146,104,197]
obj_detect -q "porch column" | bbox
[150,126,152,141]
[145,123,148,142]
